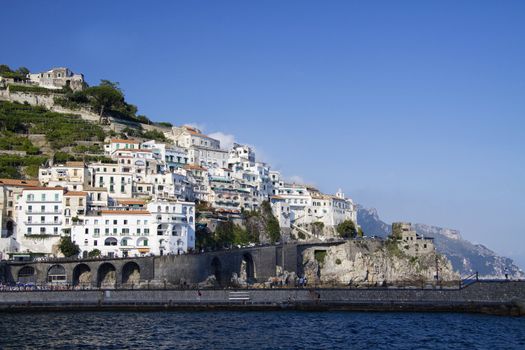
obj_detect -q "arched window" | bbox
[104,237,118,246]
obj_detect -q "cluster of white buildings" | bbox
[0,124,357,260]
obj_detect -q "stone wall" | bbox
[0,282,523,315]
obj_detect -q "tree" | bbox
[88,249,101,258]
[336,220,358,239]
[58,236,80,257]
[85,81,124,123]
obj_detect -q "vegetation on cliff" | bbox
[0,101,105,149]
[54,80,153,125]
[0,65,29,81]
[0,101,109,178]
[196,201,281,250]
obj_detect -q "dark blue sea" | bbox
[0,311,524,349]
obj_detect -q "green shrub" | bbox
[9,84,66,95]
[314,250,327,265]
[336,220,358,239]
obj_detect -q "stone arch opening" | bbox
[73,264,92,287]
[6,220,14,237]
[97,263,116,288]
[240,253,255,283]
[17,266,36,284]
[122,262,140,286]
[211,257,222,285]
[47,265,67,284]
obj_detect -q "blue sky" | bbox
[4,1,525,268]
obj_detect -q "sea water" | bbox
[0,311,524,349]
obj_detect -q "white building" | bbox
[141,140,189,172]
[16,187,67,257]
[27,67,84,91]
[170,126,229,168]
[71,200,196,258]
[104,138,141,156]
[39,162,90,190]
[88,163,133,199]
[72,209,154,258]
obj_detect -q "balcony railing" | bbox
[24,221,62,225]
[26,210,61,214]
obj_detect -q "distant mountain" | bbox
[357,206,524,279]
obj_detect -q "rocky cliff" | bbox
[301,240,458,286]
[357,206,525,279]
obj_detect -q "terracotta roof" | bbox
[184,164,208,171]
[0,179,39,187]
[110,138,140,144]
[64,161,85,167]
[65,191,88,196]
[22,186,65,192]
[100,210,150,215]
[270,195,285,200]
[117,199,146,205]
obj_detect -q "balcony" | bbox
[26,210,61,214]
[25,221,62,225]
[26,199,61,203]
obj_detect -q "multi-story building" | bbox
[16,187,67,257]
[104,138,141,156]
[71,208,153,258]
[0,179,39,260]
[71,199,196,258]
[88,163,133,199]
[141,140,189,172]
[27,67,85,91]
[39,162,90,190]
[170,126,229,168]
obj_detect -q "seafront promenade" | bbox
[0,281,524,315]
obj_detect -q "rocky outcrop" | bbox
[357,206,525,279]
[302,240,458,286]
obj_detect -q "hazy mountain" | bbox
[357,206,524,279]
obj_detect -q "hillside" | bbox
[357,206,524,279]
[0,100,172,179]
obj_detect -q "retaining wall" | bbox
[0,282,523,315]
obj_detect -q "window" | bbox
[85,228,89,234]
[41,194,46,201]
[40,227,46,234]
[124,220,128,225]
[54,193,59,201]
[28,205,32,213]
[94,240,97,246]
[28,227,32,234]
[84,239,88,246]
[144,228,150,234]
[40,216,45,223]
[105,228,109,235]
[113,220,117,225]
[54,205,59,213]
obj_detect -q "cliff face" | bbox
[301,240,458,286]
[357,206,525,279]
